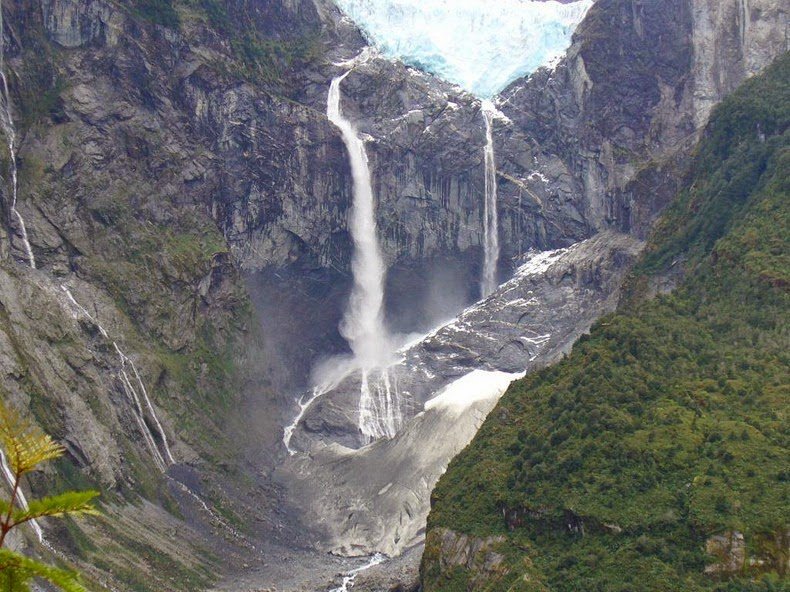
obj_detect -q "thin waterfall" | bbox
[0,2,35,269]
[480,99,499,297]
[60,287,247,536]
[360,368,400,440]
[283,384,329,455]
[61,286,175,471]
[327,50,402,441]
[0,449,44,542]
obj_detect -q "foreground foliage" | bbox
[423,54,789,591]
[0,401,99,591]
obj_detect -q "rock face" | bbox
[421,529,527,592]
[289,231,642,452]
[705,531,747,576]
[0,0,786,589]
[495,0,787,241]
[277,231,642,558]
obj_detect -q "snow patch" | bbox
[424,370,524,414]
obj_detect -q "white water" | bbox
[327,60,389,369]
[424,369,524,415]
[327,51,403,441]
[333,0,593,97]
[329,553,387,592]
[0,448,44,542]
[61,287,175,471]
[0,4,35,269]
[283,385,331,455]
[480,100,499,297]
[358,368,401,440]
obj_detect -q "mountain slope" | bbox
[422,53,789,592]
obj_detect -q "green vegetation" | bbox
[0,400,99,591]
[130,0,180,28]
[81,193,248,461]
[229,33,324,85]
[122,0,323,86]
[423,55,789,591]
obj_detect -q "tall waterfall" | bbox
[327,53,401,441]
[0,4,35,269]
[327,69,389,368]
[480,100,499,297]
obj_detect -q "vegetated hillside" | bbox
[422,53,789,592]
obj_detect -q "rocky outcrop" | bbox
[495,0,787,240]
[705,529,790,578]
[276,231,642,561]
[289,231,643,452]
[421,528,548,592]
[705,531,747,576]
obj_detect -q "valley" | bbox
[0,0,786,591]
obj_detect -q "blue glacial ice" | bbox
[333,0,593,98]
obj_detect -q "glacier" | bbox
[333,0,593,98]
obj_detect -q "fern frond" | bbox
[12,491,100,525]
[0,401,64,475]
[0,548,87,592]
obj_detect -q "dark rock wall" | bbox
[0,0,785,587]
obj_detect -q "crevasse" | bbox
[333,0,593,98]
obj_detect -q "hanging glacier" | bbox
[332,0,594,98]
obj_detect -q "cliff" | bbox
[0,0,785,590]
[421,52,789,592]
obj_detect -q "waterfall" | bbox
[327,51,402,441]
[327,63,389,368]
[61,287,175,471]
[480,100,499,297]
[330,553,387,592]
[358,368,401,440]
[283,384,330,455]
[0,449,44,542]
[115,344,175,471]
[0,3,35,269]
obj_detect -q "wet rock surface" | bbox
[277,231,643,562]
[0,0,786,590]
[290,231,643,452]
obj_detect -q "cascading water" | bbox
[283,384,331,455]
[326,51,402,441]
[358,368,401,440]
[59,288,251,540]
[330,553,387,592]
[0,2,35,269]
[115,344,175,472]
[480,100,499,297]
[0,6,42,541]
[327,62,389,369]
[61,287,175,471]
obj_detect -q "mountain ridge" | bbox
[421,52,789,592]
